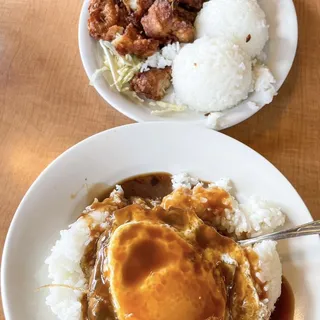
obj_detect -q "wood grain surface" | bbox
[0,0,319,318]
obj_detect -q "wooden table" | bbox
[0,0,319,318]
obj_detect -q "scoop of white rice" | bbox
[195,0,269,58]
[172,37,252,112]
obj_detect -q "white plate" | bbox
[2,123,319,320]
[78,0,298,129]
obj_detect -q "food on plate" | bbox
[172,37,252,112]
[88,0,129,41]
[131,67,172,100]
[179,0,203,10]
[87,0,277,118]
[113,23,159,58]
[122,0,154,19]
[252,62,277,104]
[140,42,180,71]
[141,0,196,43]
[44,173,291,320]
[195,0,269,58]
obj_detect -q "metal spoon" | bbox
[238,220,320,246]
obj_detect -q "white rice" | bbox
[253,62,277,104]
[45,211,107,320]
[46,174,284,319]
[172,173,285,238]
[253,240,282,311]
[45,187,125,320]
[205,112,225,131]
[208,177,233,192]
[205,62,276,130]
[141,42,180,72]
[195,0,269,58]
[172,37,253,112]
[221,241,281,318]
[239,195,285,237]
[171,172,200,190]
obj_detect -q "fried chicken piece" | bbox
[105,25,125,40]
[112,23,159,57]
[130,67,172,100]
[175,5,197,23]
[178,0,203,11]
[141,0,195,43]
[88,0,128,41]
[123,0,155,18]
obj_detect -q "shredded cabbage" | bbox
[90,40,142,92]
[89,66,108,85]
[150,101,186,115]
[91,41,186,114]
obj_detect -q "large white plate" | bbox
[1,123,319,319]
[78,0,298,129]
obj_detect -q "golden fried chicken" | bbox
[141,0,195,43]
[88,0,128,41]
[112,23,159,57]
[123,0,155,19]
[130,67,172,100]
[178,0,203,10]
[175,5,197,24]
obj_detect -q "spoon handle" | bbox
[238,220,320,246]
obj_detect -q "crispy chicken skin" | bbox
[178,0,203,11]
[141,0,195,43]
[123,0,155,18]
[175,5,197,24]
[88,0,128,41]
[112,23,159,57]
[130,67,172,100]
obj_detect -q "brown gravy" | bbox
[86,231,116,320]
[270,277,295,320]
[84,173,173,203]
[244,249,268,301]
[119,172,173,199]
[80,172,295,320]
